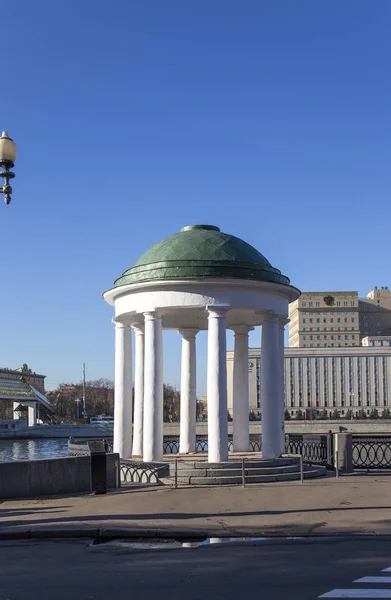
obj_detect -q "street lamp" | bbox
[0,131,17,205]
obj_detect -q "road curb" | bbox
[1,528,391,544]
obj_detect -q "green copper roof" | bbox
[114,225,290,287]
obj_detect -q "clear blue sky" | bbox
[3,1,391,393]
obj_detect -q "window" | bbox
[337,318,341,323]
[303,344,306,347]
[316,302,320,307]
[330,318,334,323]
[344,318,348,322]
[302,302,306,307]
[316,318,320,323]
[310,335,313,340]
[309,318,313,323]
[351,318,355,322]
[323,318,327,323]
[338,335,341,340]
[351,301,355,306]
[344,301,348,306]
[317,335,320,340]
[331,335,334,340]
[336,301,341,306]
[303,328,306,331]
[324,335,327,339]
[303,336,307,340]
[345,335,348,340]
[303,318,306,323]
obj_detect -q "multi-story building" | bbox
[362,336,391,347]
[359,287,391,338]
[227,341,391,419]
[289,287,391,348]
[288,291,360,348]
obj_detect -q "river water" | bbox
[0,439,69,462]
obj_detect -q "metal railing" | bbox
[352,435,391,469]
[285,433,333,469]
[120,460,170,484]
[68,433,332,471]
[162,434,331,467]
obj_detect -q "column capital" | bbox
[143,311,162,322]
[261,312,279,325]
[230,325,254,335]
[178,328,199,339]
[206,305,231,318]
[132,323,145,335]
[112,318,131,329]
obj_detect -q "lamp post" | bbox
[0,131,17,205]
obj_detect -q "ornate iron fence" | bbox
[352,435,391,469]
[68,433,331,468]
[285,434,333,468]
[163,434,328,465]
[120,460,169,484]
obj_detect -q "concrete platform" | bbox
[122,453,326,486]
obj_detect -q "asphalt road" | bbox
[2,538,391,599]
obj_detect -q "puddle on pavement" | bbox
[89,536,301,552]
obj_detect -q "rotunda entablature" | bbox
[105,277,300,332]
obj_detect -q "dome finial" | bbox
[180,225,220,232]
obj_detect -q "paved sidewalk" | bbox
[1,473,391,538]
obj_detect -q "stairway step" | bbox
[173,457,299,470]
[160,465,326,486]
[172,465,303,478]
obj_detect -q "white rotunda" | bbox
[104,225,300,464]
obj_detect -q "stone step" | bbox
[185,467,326,486]
[169,464,309,478]
[172,457,299,470]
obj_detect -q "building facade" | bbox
[359,288,391,338]
[288,291,360,348]
[227,343,391,418]
[289,288,391,348]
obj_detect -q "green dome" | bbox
[114,225,290,287]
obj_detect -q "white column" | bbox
[143,312,163,462]
[207,307,229,463]
[13,402,20,419]
[113,321,133,458]
[278,319,287,455]
[232,325,253,452]
[261,314,280,460]
[28,403,37,427]
[179,328,198,454]
[132,324,144,457]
